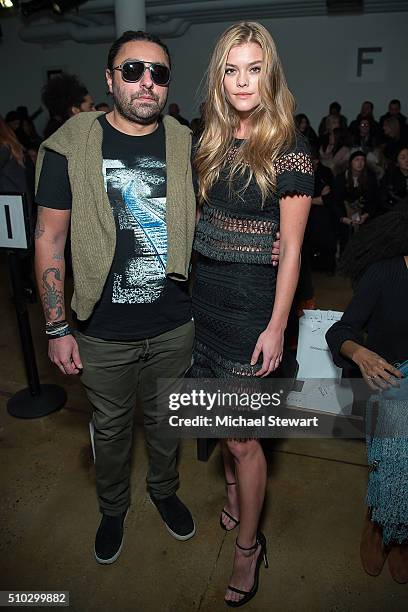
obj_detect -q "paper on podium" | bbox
[287,379,354,416]
[287,310,354,416]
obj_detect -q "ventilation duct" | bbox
[19,16,190,42]
[326,0,364,14]
[17,0,408,43]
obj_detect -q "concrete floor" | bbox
[0,255,406,611]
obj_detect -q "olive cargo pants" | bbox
[76,320,194,516]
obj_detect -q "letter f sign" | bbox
[357,47,382,77]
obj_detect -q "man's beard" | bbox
[112,86,166,125]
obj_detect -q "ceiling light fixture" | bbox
[52,0,86,15]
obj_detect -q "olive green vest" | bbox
[36,111,196,320]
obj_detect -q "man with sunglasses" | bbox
[34,31,196,564]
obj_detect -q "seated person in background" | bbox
[190,103,205,139]
[349,118,384,180]
[319,127,350,176]
[349,100,379,137]
[318,101,347,137]
[168,103,190,127]
[190,117,202,138]
[333,150,378,253]
[5,110,20,133]
[94,102,111,113]
[306,147,336,274]
[326,203,408,584]
[295,113,318,148]
[350,117,377,153]
[320,112,340,136]
[380,116,407,164]
[14,107,42,152]
[5,108,41,164]
[379,99,407,136]
[379,146,408,213]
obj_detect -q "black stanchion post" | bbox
[8,251,41,395]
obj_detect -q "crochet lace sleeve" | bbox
[275,135,314,199]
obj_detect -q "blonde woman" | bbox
[192,22,313,607]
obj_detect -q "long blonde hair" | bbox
[0,115,25,167]
[195,22,296,204]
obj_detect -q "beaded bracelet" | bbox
[46,325,69,336]
[46,326,72,339]
[46,319,68,330]
[45,320,72,339]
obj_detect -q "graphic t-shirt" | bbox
[36,115,192,340]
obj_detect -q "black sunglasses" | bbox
[112,60,171,86]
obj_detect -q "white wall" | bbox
[166,12,408,128]
[1,11,407,134]
[0,16,111,134]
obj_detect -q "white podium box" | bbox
[0,193,29,250]
[287,310,354,416]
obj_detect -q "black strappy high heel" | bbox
[220,482,240,531]
[225,532,268,608]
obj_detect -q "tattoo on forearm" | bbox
[34,207,45,240]
[42,267,64,321]
[52,252,64,261]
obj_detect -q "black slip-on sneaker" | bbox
[94,510,127,564]
[149,494,196,541]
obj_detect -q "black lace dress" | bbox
[191,135,314,378]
